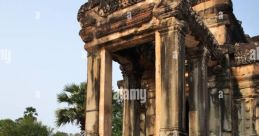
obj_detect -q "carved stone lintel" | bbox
[78,0,145,19]
[80,29,94,43]
[158,16,187,35]
[96,4,154,38]
[234,43,259,66]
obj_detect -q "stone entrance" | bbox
[78,0,259,136]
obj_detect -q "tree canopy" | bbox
[0,107,50,136]
[0,107,72,136]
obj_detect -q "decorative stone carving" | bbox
[78,0,145,18]
[95,4,154,38]
[78,0,259,136]
[234,43,259,66]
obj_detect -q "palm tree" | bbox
[56,82,86,132]
[56,82,123,135]
[23,107,38,121]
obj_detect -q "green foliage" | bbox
[53,131,69,136]
[15,118,50,136]
[23,107,38,121]
[56,82,86,131]
[0,107,51,136]
[112,92,123,136]
[0,106,88,136]
[0,119,18,136]
[56,82,123,135]
[1,84,123,136]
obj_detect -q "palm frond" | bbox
[55,82,87,131]
[55,108,77,127]
[57,92,73,104]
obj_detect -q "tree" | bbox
[0,119,18,136]
[16,107,38,122]
[56,82,123,135]
[23,107,38,120]
[53,131,69,136]
[15,118,50,136]
[112,92,123,136]
[0,107,51,136]
[56,82,86,132]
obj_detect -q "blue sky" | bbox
[0,0,258,134]
[233,0,259,37]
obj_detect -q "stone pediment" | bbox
[78,1,259,136]
[78,0,224,61]
[78,0,145,19]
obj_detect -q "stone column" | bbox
[155,31,162,136]
[85,50,101,136]
[121,62,141,136]
[128,75,141,136]
[235,97,257,136]
[99,48,112,136]
[156,17,187,136]
[143,79,156,136]
[189,48,209,136]
[256,97,259,135]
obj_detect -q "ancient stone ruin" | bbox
[77,0,259,135]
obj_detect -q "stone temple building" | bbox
[77,0,259,135]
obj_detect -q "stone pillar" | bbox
[143,79,156,136]
[85,51,101,136]
[155,31,162,136]
[208,58,232,136]
[256,97,259,135]
[236,97,257,136]
[122,77,131,136]
[99,48,112,136]
[130,77,141,136]
[208,88,220,136]
[156,17,187,136]
[121,62,141,136]
[189,48,209,136]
